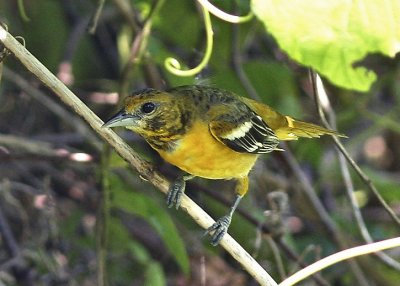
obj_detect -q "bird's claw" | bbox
[204,215,232,246]
[166,178,185,209]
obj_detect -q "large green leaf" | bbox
[251,0,400,92]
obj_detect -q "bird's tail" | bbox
[274,116,345,141]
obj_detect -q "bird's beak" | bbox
[102,109,138,128]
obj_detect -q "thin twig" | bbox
[231,8,261,101]
[266,236,286,280]
[275,239,330,286]
[279,237,400,286]
[0,24,277,286]
[119,0,165,97]
[2,67,102,151]
[112,0,140,32]
[309,71,400,226]
[0,134,58,157]
[281,146,369,286]
[62,17,89,63]
[310,71,400,270]
[97,145,111,286]
[88,0,105,34]
[281,147,341,241]
[113,0,164,89]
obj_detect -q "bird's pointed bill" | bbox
[102,110,139,128]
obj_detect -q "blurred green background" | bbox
[0,1,399,285]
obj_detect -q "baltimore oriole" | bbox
[103,85,343,245]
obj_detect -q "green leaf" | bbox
[251,0,400,92]
[108,217,133,252]
[110,174,190,274]
[128,240,153,264]
[144,262,166,286]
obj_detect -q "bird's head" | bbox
[102,88,188,138]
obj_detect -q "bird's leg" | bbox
[205,194,243,246]
[205,176,248,246]
[167,174,195,209]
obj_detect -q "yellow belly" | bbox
[157,121,259,179]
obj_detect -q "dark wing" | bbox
[209,111,280,154]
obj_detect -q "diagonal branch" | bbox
[310,70,400,270]
[309,70,400,227]
[0,25,277,286]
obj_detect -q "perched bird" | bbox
[103,85,342,245]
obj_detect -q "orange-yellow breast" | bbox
[157,121,259,180]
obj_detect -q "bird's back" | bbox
[168,85,342,141]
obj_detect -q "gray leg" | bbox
[167,174,195,209]
[204,194,243,246]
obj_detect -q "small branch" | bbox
[309,71,400,226]
[57,16,90,85]
[281,147,341,242]
[112,0,140,32]
[275,239,329,286]
[88,0,105,34]
[97,145,111,286]
[113,0,164,89]
[281,146,369,285]
[231,10,260,101]
[310,71,400,270]
[0,24,277,286]
[266,236,286,280]
[3,67,102,151]
[0,134,58,157]
[279,237,400,286]
[119,0,165,97]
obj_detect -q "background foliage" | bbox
[0,0,399,285]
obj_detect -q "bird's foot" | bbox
[166,177,186,209]
[204,215,232,246]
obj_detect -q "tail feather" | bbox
[238,97,346,141]
[275,116,345,141]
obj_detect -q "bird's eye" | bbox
[141,102,156,114]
